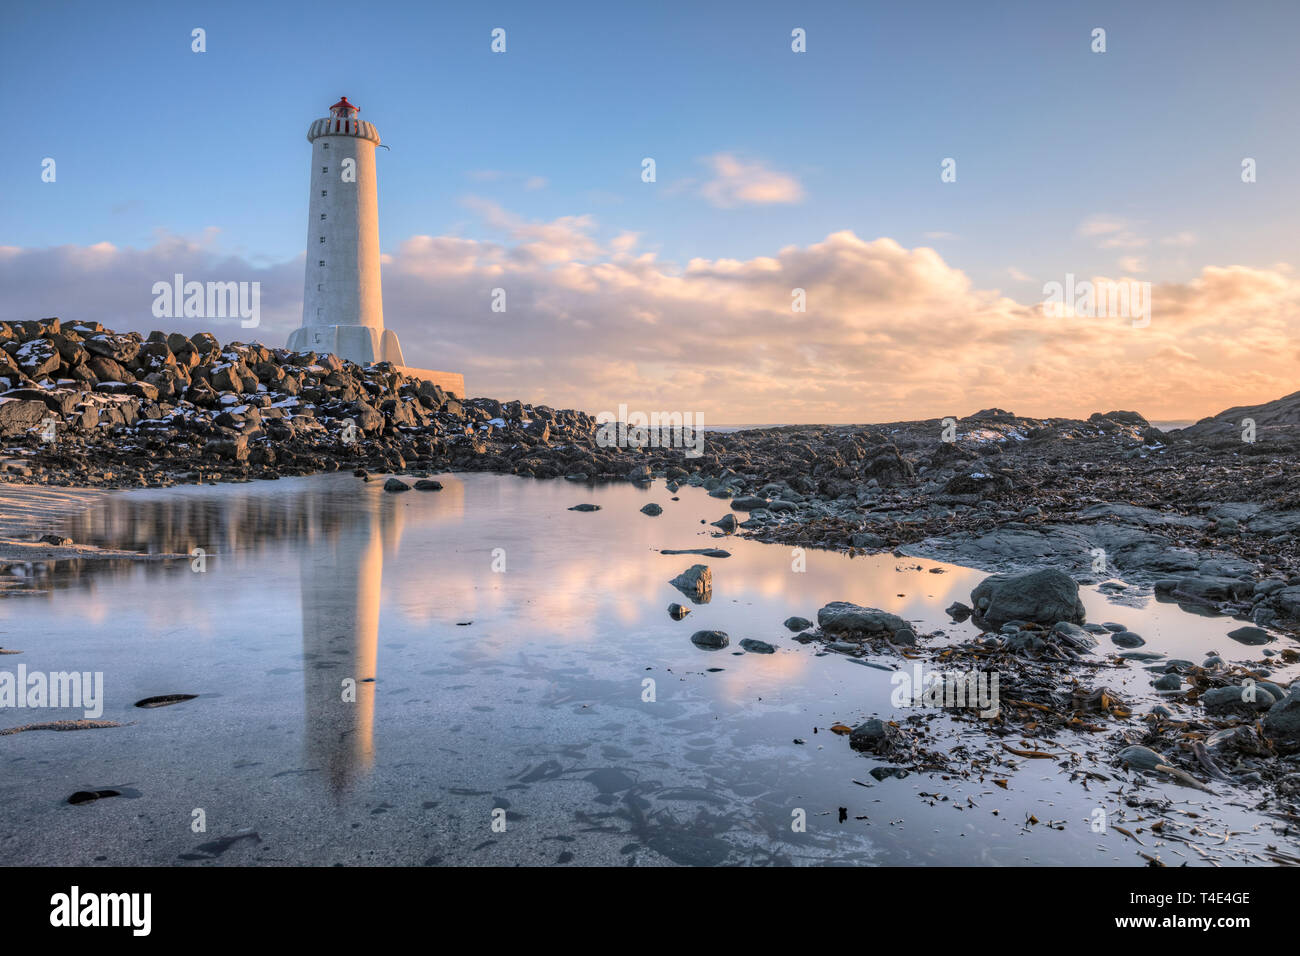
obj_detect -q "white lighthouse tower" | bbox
[289,97,406,366]
[288,96,465,396]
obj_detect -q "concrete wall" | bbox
[398,366,465,399]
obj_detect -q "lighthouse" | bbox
[288,97,464,396]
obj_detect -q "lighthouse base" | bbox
[287,324,465,398]
[288,324,406,367]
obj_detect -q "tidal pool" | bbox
[0,473,1293,866]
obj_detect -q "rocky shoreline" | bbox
[5,318,1300,861]
[5,319,1300,632]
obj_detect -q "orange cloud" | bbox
[2,220,1297,424]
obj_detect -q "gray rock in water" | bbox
[1051,621,1099,651]
[568,503,601,512]
[1226,625,1271,645]
[667,603,690,620]
[850,532,886,549]
[690,629,729,649]
[1202,684,1275,714]
[383,477,410,492]
[669,564,712,602]
[970,567,1085,629]
[783,616,812,632]
[711,514,738,533]
[730,495,768,512]
[945,601,973,622]
[39,533,74,547]
[849,719,888,751]
[1118,745,1166,771]
[414,479,443,491]
[640,503,663,516]
[1153,673,1182,691]
[1110,630,1145,648]
[739,638,776,654]
[816,602,916,644]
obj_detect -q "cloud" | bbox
[924,231,959,240]
[1118,256,1146,273]
[1006,267,1032,282]
[3,217,1298,424]
[1078,215,1148,250]
[697,154,804,208]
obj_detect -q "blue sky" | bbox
[2,0,1298,422]
[5,0,1297,284]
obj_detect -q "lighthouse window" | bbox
[318,260,325,267]
[322,143,329,150]
[320,213,326,220]
[321,166,327,174]
[321,190,326,197]
[320,236,326,243]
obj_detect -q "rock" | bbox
[384,478,410,492]
[850,532,886,549]
[38,534,74,547]
[414,479,443,491]
[0,398,50,437]
[1153,673,1182,691]
[711,514,738,533]
[1110,630,1145,648]
[1089,410,1148,426]
[568,503,601,512]
[816,602,915,644]
[670,565,712,601]
[969,568,1085,629]
[667,603,690,620]
[14,339,60,378]
[849,719,891,752]
[690,629,729,649]
[1118,745,1166,771]
[1227,625,1271,645]
[640,503,663,516]
[783,616,812,632]
[739,638,775,654]
[1276,586,1300,619]
[203,436,248,461]
[1264,687,1300,750]
[945,601,973,621]
[730,496,768,511]
[1202,684,1275,714]
[1050,621,1097,647]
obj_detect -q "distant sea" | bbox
[707,420,1200,433]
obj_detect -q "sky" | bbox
[2,0,1298,423]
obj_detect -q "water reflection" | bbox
[3,474,1294,865]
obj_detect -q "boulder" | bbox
[690,630,729,649]
[670,564,712,601]
[970,568,1085,629]
[0,398,50,436]
[816,602,916,644]
[1263,687,1300,750]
